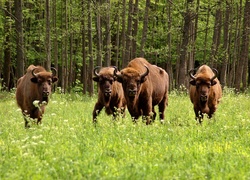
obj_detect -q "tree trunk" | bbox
[104,0,111,66]
[52,0,59,88]
[131,0,138,59]
[3,0,11,91]
[121,0,126,68]
[210,3,222,66]
[140,0,150,58]
[14,0,24,79]
[95,0,102,67]
[81,0,87,94]
[235,1,250,92]
[178,0,195,89]
[123,0,133,67]
[220,2,230,88]
[45,0,51,70]
[87,0,94,95]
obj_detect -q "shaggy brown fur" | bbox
[115,58,169,125]
[16,65,58,128]
[92,67,126,123]
[189,65,222,123]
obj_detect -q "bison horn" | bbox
[188,69,196,79]
[31,68,37,77]
[51,67,57,76]
[113,66,122,78]
[113,66,118,74]
[141,66,149,78]
[211,68,218,81]
[94,66,101,77]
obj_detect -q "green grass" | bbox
[0,89,250,179]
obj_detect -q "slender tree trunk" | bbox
[104,0,111,66]
[52,0,59,80]
[14,0,24,79]
[3,0,11,91]
[87,0,94,95]
[210,2,222,66]
[121,0,126,68]
[115,4,120,67]
[230,1,242,87]
[45,0,51,70]
[235,1,250,92]
[96,0,102,67]
[123,0,133,66]
[220,2,230,88]
[69,0,73,91]
[131,0,138,59]
[203,3,210,62]
[166,1,173,91]
[178,0,195,89]
[140,0,150,58]
[81,0,87,94]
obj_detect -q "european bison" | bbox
[92,66,126,123]
[16,65,58,128]
[189,65,222,123]
[114,58,169,125]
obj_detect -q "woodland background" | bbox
[0,0,249,94]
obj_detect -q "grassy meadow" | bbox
[0,89,250,179]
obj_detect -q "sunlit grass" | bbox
[0,90,250,179]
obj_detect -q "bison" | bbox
[114,58,169,125]
[189,65,222,123]
[92,66,126,123]
[16,65,58,128]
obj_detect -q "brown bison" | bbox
[92,66,126,123]
[189,65,222,123]
[16,65,58,128]
[114,58,169,125]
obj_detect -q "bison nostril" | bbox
[128,89,137,96]
[200,95,207,102]
[43,92,49,97]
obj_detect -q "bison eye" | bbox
[48,80,52,85]
[110,80,113,84]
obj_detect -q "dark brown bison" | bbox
[16,65,58,128]
[114,58,169,125]
[189,65,222,123]
[92,66,126,123]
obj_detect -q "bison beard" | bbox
[114,57,169,125]
[189,65,222,123]
[16,65,58,128]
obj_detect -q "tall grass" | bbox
[0,89,250,179]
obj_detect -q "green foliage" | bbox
[0,91,250,179]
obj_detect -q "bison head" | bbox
[114,66,149,100]
[93,66,117,98]
[31,68,58,102]
[189,68,218,103]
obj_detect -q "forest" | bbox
[0,0,249,94]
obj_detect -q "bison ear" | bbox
[31,77,38,83]
[93,76,99,82]
[189,80,196,86]
[52,76,58,83]
[211,80,217,86]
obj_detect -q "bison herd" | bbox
[15,58,222,128]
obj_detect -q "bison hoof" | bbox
[160,119,164,124]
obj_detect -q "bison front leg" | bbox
[92,102,103,123]
[194,108,203,124]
